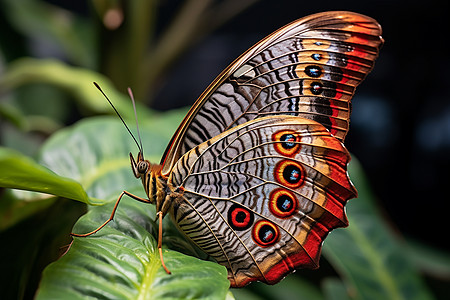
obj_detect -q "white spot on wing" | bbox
[233,64,256,79]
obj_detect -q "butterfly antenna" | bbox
[127,87,144,157]
[93,82,142,153]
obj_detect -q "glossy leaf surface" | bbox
[0,147,89,203]
[37,200,229,300]
[34,113,229,299]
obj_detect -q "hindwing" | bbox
[168,116,357,287]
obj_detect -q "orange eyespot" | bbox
[274,160,305,189]
[269,189,298,218]
[228,204,254,231]
[272,130,301,157]
[252,220,280,247]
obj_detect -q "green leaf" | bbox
[4,110,435,298]
[0,189,55,231]
[323,159,435,300]
[37,199,230,300]
[37,113,185,203]
[2,108,230,298]
[32,111,229,299]
[405,238,450,278]
[0,101,27,129]
[0,147,89,203]
[322,278,351,300]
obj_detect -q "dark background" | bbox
[7,0,450,259]
[148,0,449,252]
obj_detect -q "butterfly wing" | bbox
[161,11,383,175]
[168,116,357,287]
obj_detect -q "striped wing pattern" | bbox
[168,116,357,287]
[156,11,383,287]
[161,11,383,175]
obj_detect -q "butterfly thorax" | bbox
[130,152,180,216]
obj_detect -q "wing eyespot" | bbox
[272,130,301,157]
[274,160,305,189]
[252,220,280,247]
[269,188,298,218]
[228,204,254,231]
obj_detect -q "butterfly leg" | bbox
[157,210,171,274]
[71,190,151,237]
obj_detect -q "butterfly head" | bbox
[130,151,150,178]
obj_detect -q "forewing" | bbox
[168,116,357,287]
[161,11,383,175]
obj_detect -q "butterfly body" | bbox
[124,11,382,288]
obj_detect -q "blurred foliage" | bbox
[0,0,449,299]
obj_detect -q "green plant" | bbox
[0,110,442,299]
[0,1,448,299]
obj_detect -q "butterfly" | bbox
[74,11,383,287]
